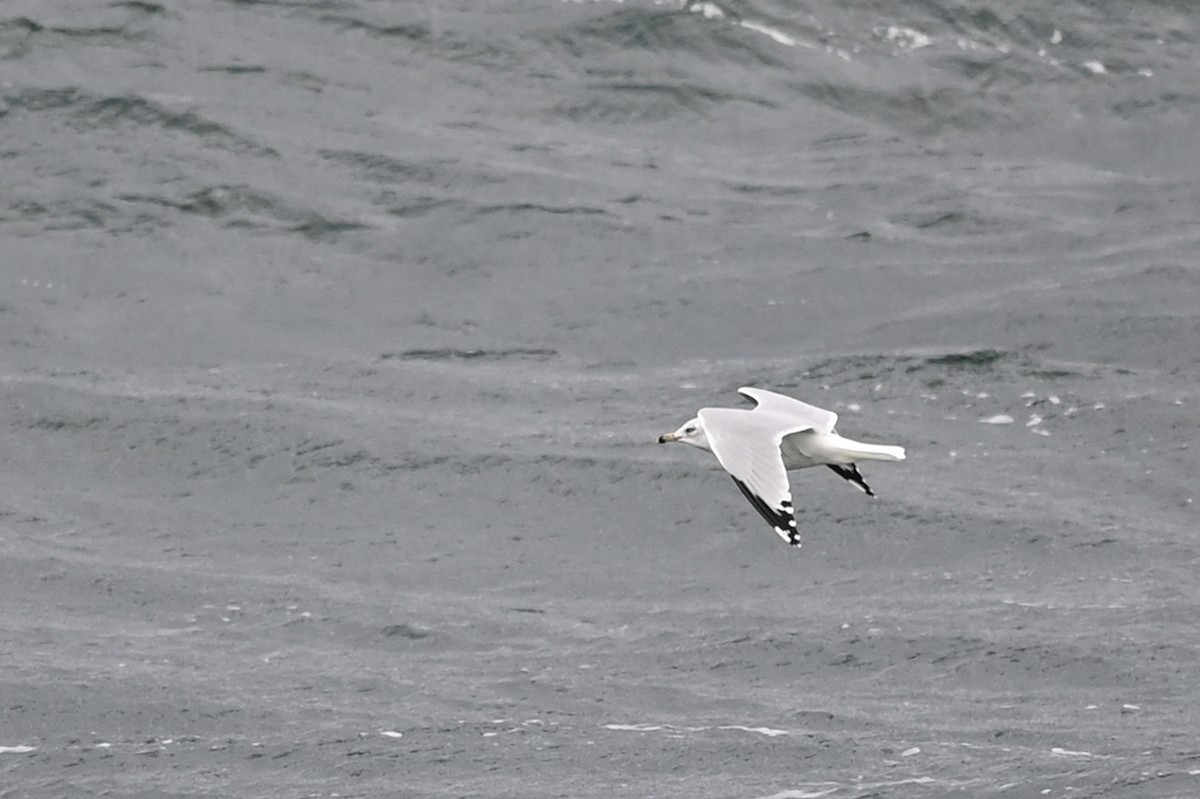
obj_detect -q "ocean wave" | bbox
[527,0,1200,134]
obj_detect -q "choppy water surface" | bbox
[2,1,1199,796]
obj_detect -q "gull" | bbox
[657,387,905,548]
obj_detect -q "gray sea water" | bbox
[3,1,1200,796]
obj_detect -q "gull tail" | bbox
[835,438,906,463]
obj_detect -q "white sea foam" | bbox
[683,4,817,52]
[757,787,840,799]
[880,25,932,50]
[688,2,724,19]
[603,723,664,732]
[1051,746,1106,758]
[738,21,802,48]
[0,745,36,754]
[604,722,790,737]
[759,777,936,798]
[718,725,789,737]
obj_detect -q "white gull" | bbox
[658,387,905,548]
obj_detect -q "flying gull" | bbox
[658,387,905,548]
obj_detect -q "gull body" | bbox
[658,387,905,548]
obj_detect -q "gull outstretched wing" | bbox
[737,386,838,433]
[698,407,811,547]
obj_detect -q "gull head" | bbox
[657,417,711,451]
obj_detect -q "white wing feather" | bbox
[737,386,838,433]
[698,407,812,547]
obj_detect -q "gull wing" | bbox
[697,407,811,548]
[737,387,838,433]
[826,463,875,496]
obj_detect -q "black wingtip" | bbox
[731,477,801,548]
[827,464,875,497]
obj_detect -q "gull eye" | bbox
[685,426,697,434]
